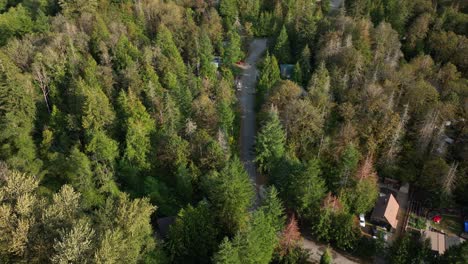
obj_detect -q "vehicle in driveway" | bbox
[359,214,366,227]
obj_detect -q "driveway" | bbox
[238,38,267,205]
[302,237,361,263]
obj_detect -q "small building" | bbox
[423,230,465,255]
[424,230,446,255]
[280,64,294,79]
[371,193,400,229]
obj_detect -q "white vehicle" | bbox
[359,214,366,227]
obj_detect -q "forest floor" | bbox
[238,38,267,206]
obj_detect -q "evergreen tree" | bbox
[292,62,302,85]
[259,186,286,233]
[214,210,279,264]
[258,53,280,103]
[223,29,243,65]
[167,201,219,264]
[255,107,286,173]
[117,90,155,172]
[298,45,312,86]
[219,0,238,29]
[199,31,217,80]
[307,62,331,110]
[155,25,186,86]
[0,52,41,175]
[320,248,332,264]
[213,237,241,264]
[203,157,254,235]
[274,26,292,63]
[289,159,327,216]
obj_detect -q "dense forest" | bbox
[0,0,466,263]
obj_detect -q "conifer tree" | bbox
[219,0,238,29]
[274,26,292,63]
[258,53,280,99]
[199,31,217,80]
[292,62,302,85]
[117,90,155,172]
[308,62,331,110]
[320,248,332,264]
[223,29,243,65]
[289,159,327,216]
[0,53,41,175]
[299,45,312,85]
[167,201,218,263]
[255,107,286,173]
[203,157,254,235]
[155,25,186,86]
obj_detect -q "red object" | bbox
[433,215,442,223]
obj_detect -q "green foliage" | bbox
[389,233,433,264]
[118,90,155,171]
[167,201,219,263]
[213,237,241,264]
[288,159,327,216]
[0,5,33,46]
[214,210,280,264]
[0,53,41,175]
[219,0,238,28]
[274,26,292,63]
[59,0,97,16]
[0,165,156,263]
[113,35,140,71]
[438,242,468,264]
[292,62,302,85]
[155,25,187,86]
[259,186,286,233]
[258,53,280,103]
[330,212,360,250]
[223,29,243,65]
[199,31,217,80]
[320,248,332,264]
[346,177,379,214]
[307,62,331,109]
[255,107,286,173]
[335,144,361,189]
[203,157,254,235]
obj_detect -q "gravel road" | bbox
[238,38,267,203]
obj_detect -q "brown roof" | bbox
[371,193,399,229]
[424,230,446,255]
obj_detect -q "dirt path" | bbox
[238,38,267,205]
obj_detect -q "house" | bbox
[423,230,466,255]
[279,64,294,79]
[370,193,400,229]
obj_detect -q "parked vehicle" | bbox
[359,214,366,227]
